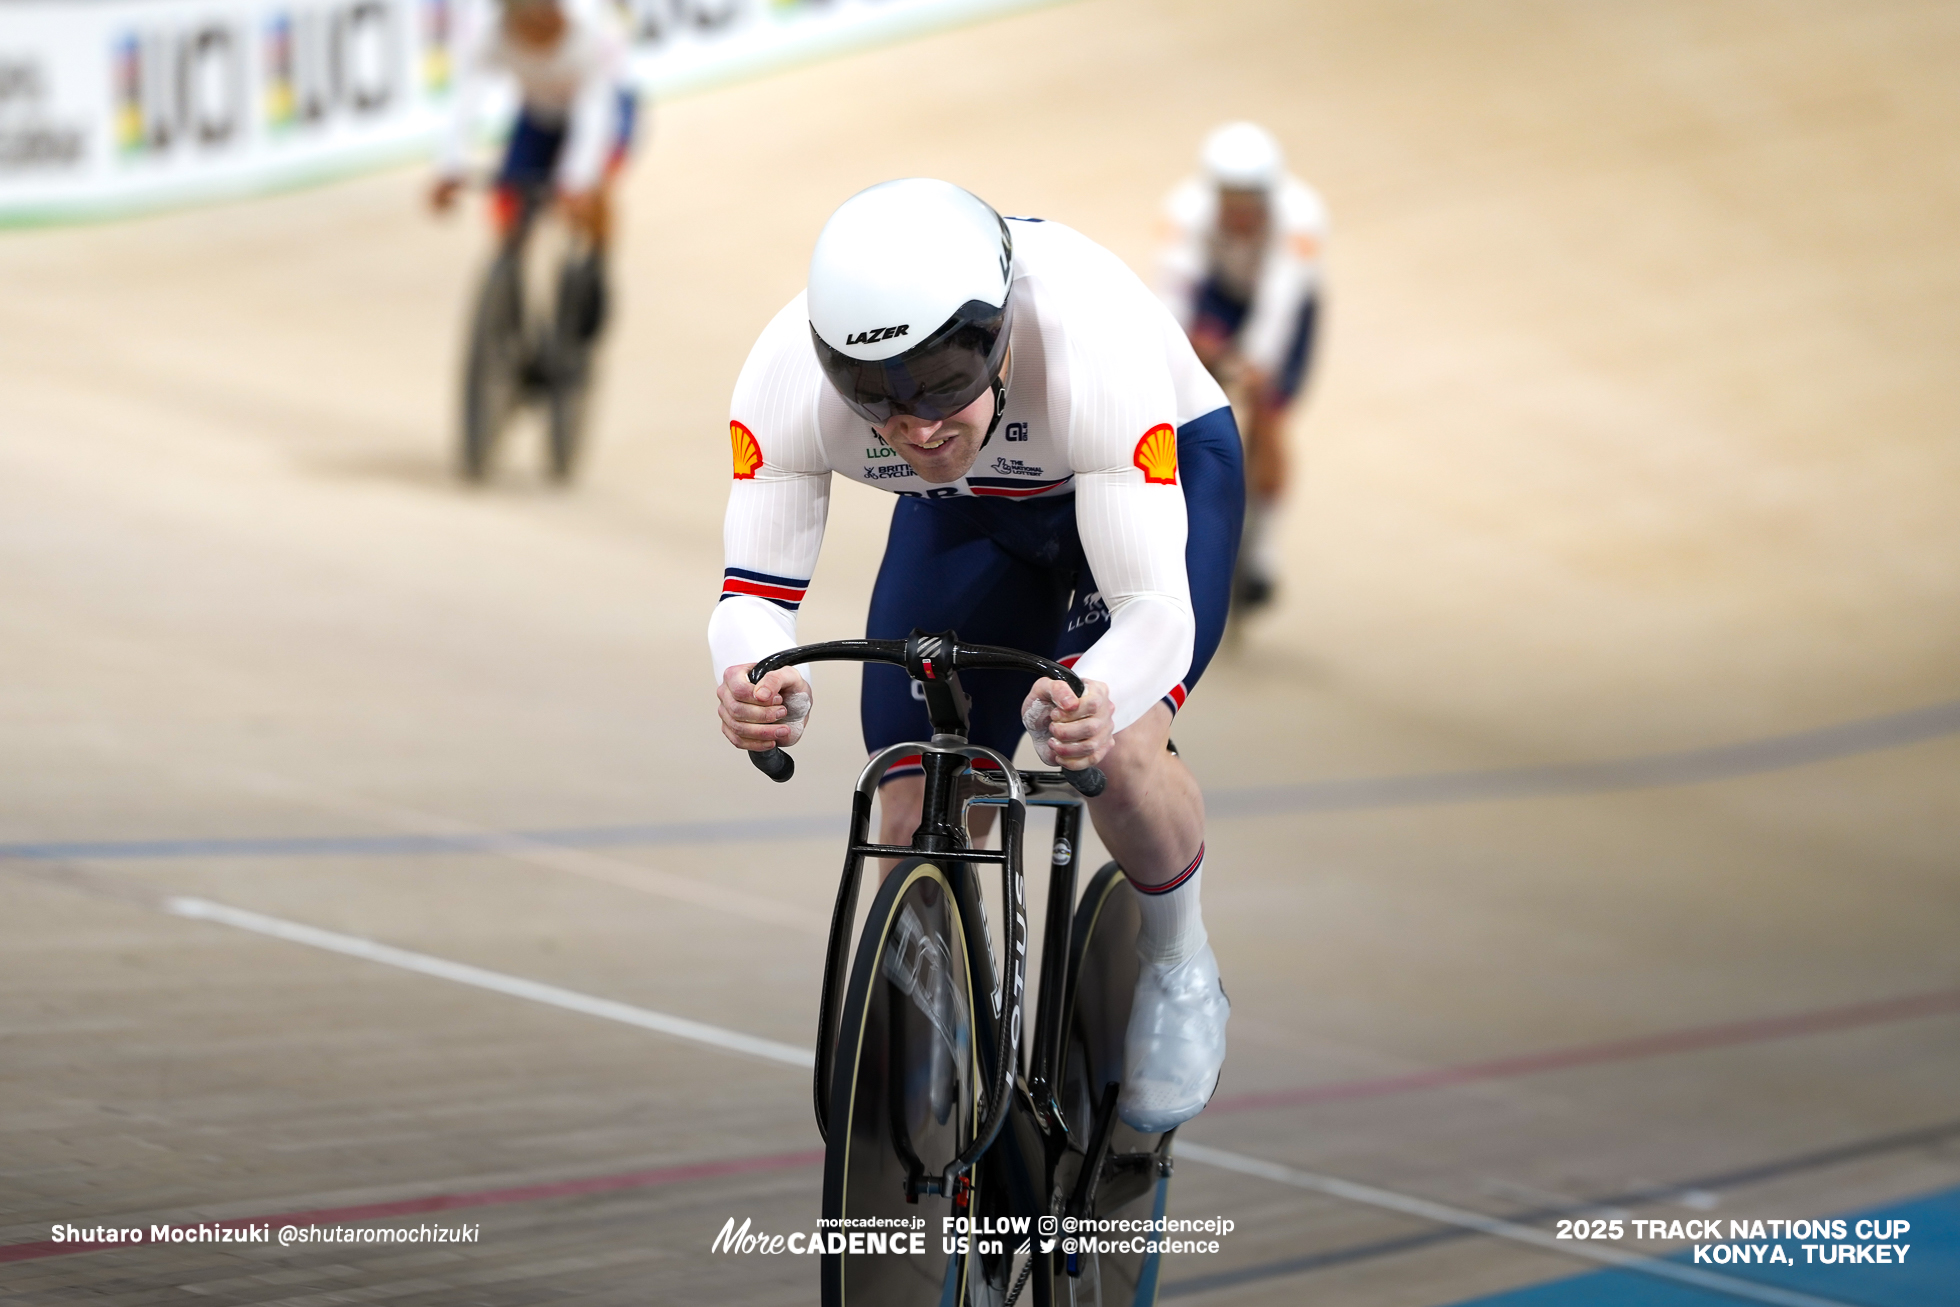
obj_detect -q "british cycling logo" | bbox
[991,457,1044,477]
[865,463,916,480]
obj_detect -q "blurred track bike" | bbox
[747,631,1177,1307]
[459,179,603,483]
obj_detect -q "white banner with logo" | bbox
[0,0,1049,224]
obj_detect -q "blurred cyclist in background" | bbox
[429,0,635,337]
[1156,122,1327,613]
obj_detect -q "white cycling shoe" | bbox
[1117,941,1230,1134]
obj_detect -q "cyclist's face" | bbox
[875,389,995,483]
[505,1,565,49]
[1218,187,1269,239]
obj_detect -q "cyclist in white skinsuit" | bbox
[429,0,634,263]
[1158,122,1327,611]
[711,180,1242,1133]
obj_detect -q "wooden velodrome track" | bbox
[3,1,1958,1303]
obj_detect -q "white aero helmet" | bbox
[808,179,1013,427]
[1201,121,1284,191]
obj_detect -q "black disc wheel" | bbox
[1059,861,1175,1307]
[461,252,524,482]
[823,858,983,1307]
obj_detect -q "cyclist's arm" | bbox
[709,469,829,676]
[1240,180,1327,380]
[708,298,834,684]
[555,16,628,194]
[435,23,497,182]
[1063,318,1195,735]
[1152,179,1210,333]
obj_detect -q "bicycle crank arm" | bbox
[1065,1081,1122,1227]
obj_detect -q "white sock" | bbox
[1131,849,1207,966]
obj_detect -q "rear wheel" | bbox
[1058,861,1174,1307]
[545,253,600,482]
[545,346,590,482]
[824,858,984,1307]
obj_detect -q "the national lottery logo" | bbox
[1132,424,1178,486]
[730,421,763,479]
[991,457,1044,477]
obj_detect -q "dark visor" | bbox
[811,295,1011,425]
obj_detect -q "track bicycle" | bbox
[747,631,1178,1307]
[460,180,602,483]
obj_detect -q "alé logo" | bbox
[847,324,909,347]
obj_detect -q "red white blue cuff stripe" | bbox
[1133,844,1203,895]
[720,568,809,611]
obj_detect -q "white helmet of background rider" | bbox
[1201,121,1284,191]
[807,179,1013,435]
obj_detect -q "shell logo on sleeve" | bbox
[1132,424,1179,485]
[730,421,763,479]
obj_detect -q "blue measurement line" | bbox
[2,700,1954,862]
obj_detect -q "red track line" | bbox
[1206,986,1960,1116]
[0,1147,825,1264]
[9,986,1958,1266]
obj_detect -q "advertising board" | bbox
[0,0,1050,223]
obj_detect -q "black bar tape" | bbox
[1063,766,1107,798]
[751,747,795,783]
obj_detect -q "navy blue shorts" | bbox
[861,405,1243,779]
[496,90,639,189]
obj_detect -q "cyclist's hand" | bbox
[718,663,813,752]
[561,189,599,234]
[1022,677,1114,770]
[429,177,464,214]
